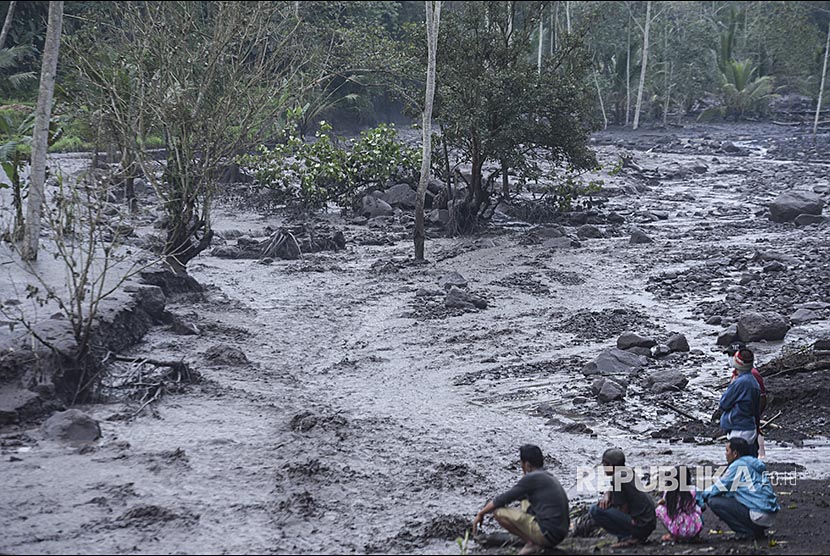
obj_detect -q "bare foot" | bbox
[661,533,675,543]
[518,542,541,555]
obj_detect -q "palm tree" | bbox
[721,59,775,120]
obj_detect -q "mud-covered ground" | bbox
[2,123,830,554]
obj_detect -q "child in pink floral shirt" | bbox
[656,466,703,542]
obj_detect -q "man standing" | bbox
[720,348,761,457]
[472,444,569,555]
[697,438,780,540]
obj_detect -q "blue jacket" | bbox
[697,456,781,515]
[719,372,760,432]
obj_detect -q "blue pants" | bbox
[707,496,767,539]
[589,504,654,541]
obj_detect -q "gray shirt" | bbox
[492,469,570,539]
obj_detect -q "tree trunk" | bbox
[626,21,631,126]
[550,1,556,54]
[0,1,16,50]
[594,69,608,130]
[122,147,137,212]
[21,1,63,261]
[501,160,509,198]
[815,19,830,142]
[414,1,441,261]
[663,60,673,128]
[632,1,651,131]
[537,13,543,73]
[565,1,571,34]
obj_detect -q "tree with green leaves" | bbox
[435,1,597,232]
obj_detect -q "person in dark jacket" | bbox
[472,444,570,555]
[720,349,761,457]
[727,342,768,458]
[589,448,656,548]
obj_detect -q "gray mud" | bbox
[2,123,830,554]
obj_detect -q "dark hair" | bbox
[601,448,625,467]
[727,437,753,458]
[664,466,696,519]
[726,341,747,356]
[519,444,544,468]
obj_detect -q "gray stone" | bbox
[543,237,577,249]
[438,271,468,290]
[535,225,567,238]
[815,338,830,350]
[717,324,739,346]
[763,261,786,273]
[445,286,487,310]
[706,315,723,325]
[740,273,760,285]
[798,301,830,311]
[629,226,654,244]
[666,333,690,352]
[204,344,249,365]
[427,209,450,226]
[582,348,647,377]
[768,191,824,223]
[415,288,442,297]
[597,379,627,403]
[171,317,200,336]
[794,214,828,226]
[617,332,657,350]
[577,224,605,239]
[42,409,101,444]
[737,312,790,342]
[625,346,653,357]
[790,308,819,325]
[652,344,672,358]
[361,195,394,218]
[383,183,417,209]
[211,245,241,259]
[647,370,689,393]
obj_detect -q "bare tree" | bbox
[815,18,830,141]
[414,0,441,261]
[0,0,16,50]
[630,1,654,131]
[21,0,63,261]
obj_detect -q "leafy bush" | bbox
[239,121,420,211]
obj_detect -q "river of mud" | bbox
[2,123,830,554]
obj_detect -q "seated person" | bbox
[472,444,569,555]
[589,448,656,548]
[656,466,703,543]
[697,438,780,540]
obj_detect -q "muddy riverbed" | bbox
[2,123,830,554]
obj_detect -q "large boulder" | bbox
[666,333,690,353]
[790,308,819,325]
[577,225,605,239]
[582,348,647,377]
[438,271,468,290]
[42,409,101,444]
[383,183,417,210]
[592,378,627,403]
[717,324,739,346]
[768,191,824,223]
[737,312,790,342]
[647,370,689,393]
[629,226,654,244]
[361,195,394,218]
[445,286,487,310]
[617,332,657,350]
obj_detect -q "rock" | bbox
[739,273,760,285]
[763,261,786,273]
[171,317,199,336]
[543,237,578,249]
[204,344,249,365]
[582,348,647,377]
[438,271,468,290]
[416,288,443,297]
[794,214,828,226]
[629,226,654,244]
[768,191,824,223]
[798,301,830,311]
[597,379,626,403]
[42,409,101,444]
[625,346,653,357]
[706,315,723,325]
[361,195,394,218]
[607,212,626,225]
[445,286,487,310]
[383,183,417,209]
[666,333,690,352]
[211,245,241,259]
[648,370,688,393]
[535,225,567,238]
[717,324,739,346]
[651,344,672,358]
[124,285,167,323]
[617,332,657,350]
[427,209,450,227]
[350,216,369,226]
[577,224,605,239]
[790,308,819,325]
[815,338,830,350]
[737,312,790,342]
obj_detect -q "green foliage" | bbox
[699,59,777,121]
[540,170,606,213]
[239,122,420,211]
